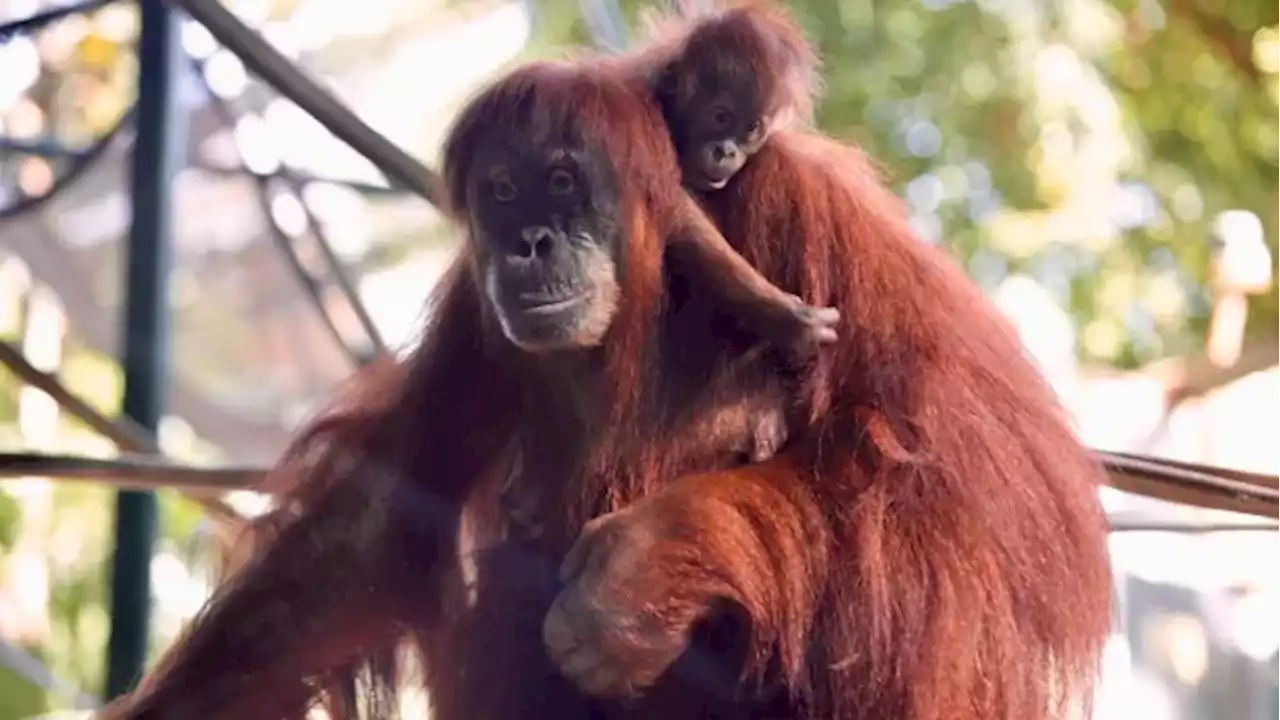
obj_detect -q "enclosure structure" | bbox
[0,0,1276,714]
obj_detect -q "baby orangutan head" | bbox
[653,4,821,190]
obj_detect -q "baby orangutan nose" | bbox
[705,140,745,176]
[517,225,559,260]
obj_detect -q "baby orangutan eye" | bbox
[547,168,575,195]
[712,107,734,128]
[745,118,763,136]
[492,173,517,202]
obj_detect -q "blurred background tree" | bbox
[0,0,1276,716]
[535,0,1278,368]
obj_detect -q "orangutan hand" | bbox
[542,502,717,698]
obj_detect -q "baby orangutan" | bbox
[651,3,819,191]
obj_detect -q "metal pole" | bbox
[104,0,185,699]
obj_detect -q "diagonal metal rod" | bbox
[170,0,444,207]
[0,0,120,38]
[0,106,135,220]
[1104,450,1278,491]
[291,190,390,356]
[190,56,384,361]
[191,59,376,365]
[0,637,99,709]
[1100,450,1278,519]
[0,339,242,525]
[195,161,407,197]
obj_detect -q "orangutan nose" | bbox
[517,226,558,260]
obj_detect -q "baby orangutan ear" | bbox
[770,103,799,134]
[650,63,679,109]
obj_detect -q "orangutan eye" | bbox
[712,107,734,128]
[492,174,517,202]
[745,118,763,136]
[547,168,575,195]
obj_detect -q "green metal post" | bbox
[104,0,185,699]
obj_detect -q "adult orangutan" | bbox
[98,19,1112,720]
[96,54,821,720]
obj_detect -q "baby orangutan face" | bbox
[663,82,776,191]
[651,5,818,192]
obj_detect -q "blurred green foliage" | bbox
[537,0,1278,368]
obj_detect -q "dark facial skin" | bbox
[466,143,624,353]
[665,84,774,191]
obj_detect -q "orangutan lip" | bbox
[693,171,731,190]
[519,292,588,314]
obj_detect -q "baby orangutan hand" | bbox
[542,500,719,698]
[772,294,839,363]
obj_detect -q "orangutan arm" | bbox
[543,454,830,698]
[666,193,838,355]
[99,471,406,720]
[99,269,519,720]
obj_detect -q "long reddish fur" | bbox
[646,6,1115,716]
[97,16,1113,720]
[698,130,1114,718]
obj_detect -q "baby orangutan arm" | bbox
[542,454,830,698]
[667,192,838,359]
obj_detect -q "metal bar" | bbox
[1103,450,1278,491]
[1103,453,1279,501]
[1100,451,1279,519]
[1109,520,1278,533]
[194,161,406,197]
[0,0,119,38]
[0,136,84,158]
[0,340,243,524]
[0,340,152,449]
[292,192,389,356]
[170,0,444,206]
[0,638,99,709]
[3,444,1277,519]
[1,451,263,491]
[104,0,185,699]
